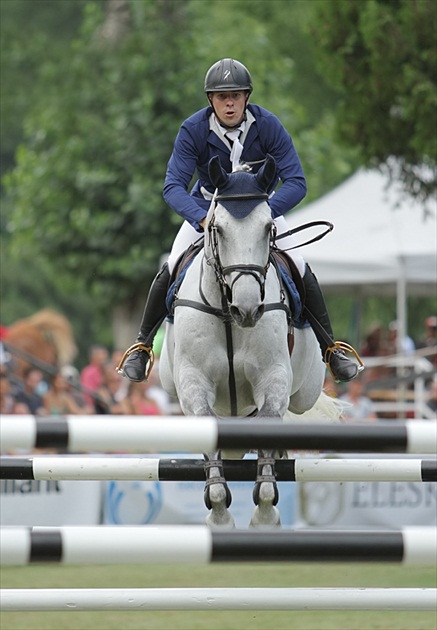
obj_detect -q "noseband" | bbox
[207,193,274,304]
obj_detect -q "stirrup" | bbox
[324,341,364,380]
[116,342,155,381]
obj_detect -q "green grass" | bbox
[1,563,436,630]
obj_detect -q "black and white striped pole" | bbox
[1,526,436,566]
[1,416,436,453]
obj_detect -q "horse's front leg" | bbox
[250,449,281,528]
[251,364,291,421]
[203,451,235,529]
[247,370,288,528]
[175,363,218,417]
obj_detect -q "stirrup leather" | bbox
[116,342,155,381]
[324,341,364,380]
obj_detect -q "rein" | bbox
[274,220,334,250]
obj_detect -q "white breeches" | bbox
[167,215,306,276]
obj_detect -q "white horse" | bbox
[160,155,340,528]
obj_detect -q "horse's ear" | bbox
[209,156,228,189]
[256,154,277,192]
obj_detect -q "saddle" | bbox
[165,239,204,319]
[269,248,308,328]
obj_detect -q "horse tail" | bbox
[284,391,344,424]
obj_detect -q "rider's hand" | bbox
[200,218,207,230]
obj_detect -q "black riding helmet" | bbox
[204,59,253,94]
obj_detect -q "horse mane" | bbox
[6,308,77,368]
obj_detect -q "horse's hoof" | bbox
[205,512,235,530]
[249,505,281,529]
[205,482,232,510]
[254,481,279,506]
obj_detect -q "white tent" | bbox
[286,169,437,347]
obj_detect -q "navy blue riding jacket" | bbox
[163,103,307,231]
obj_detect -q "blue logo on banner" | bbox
[106,481,163,524]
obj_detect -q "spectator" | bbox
[128,381,163,416]
[0,371,15,413]
[60,365,93,411]
[13,367,47,415]
[12,401,32,414]
[417,315,437,369]
[143,358,172,415]
[340,377,377,422]
[80,345,109,406]
[43,371,89,416]
[111,349,130,401]
[360,324,387,357]
[360,324,393,383]
[94,364,134,415]
[387,320,415,356]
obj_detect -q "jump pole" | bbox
[2,526,435,566]
[1,416,436,453]
[1,456,436,482]
[1,587,436,611]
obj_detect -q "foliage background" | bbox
[1,0,435,363]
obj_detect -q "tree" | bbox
[0,0,88,177]
[311,0,436,202]
[4,0,201,346]
[2,0,373,348]
[193,0,361,200]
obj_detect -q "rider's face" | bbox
[209,91,249,127]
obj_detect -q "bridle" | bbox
[205,192,273,305]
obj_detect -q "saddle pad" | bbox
[276,263,309,329]
[165,259,195,323]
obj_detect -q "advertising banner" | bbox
[0,478,101,526]
[294,454,436,529]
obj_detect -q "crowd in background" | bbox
[328,315,437,420]
[0,344,176,418]
[1,316,436,421]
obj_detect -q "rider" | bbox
[118,58,362,384]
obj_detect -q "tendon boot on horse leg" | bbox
[203,451,234,529]
[250,450,281,528]
[117,263,170,383]
[303,264,363,383]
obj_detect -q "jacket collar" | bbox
[208,108,257,151]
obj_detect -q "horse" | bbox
[3,309,77,379]
[159,155,341,528]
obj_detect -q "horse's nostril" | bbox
[230,304,265,328]
[256,304,265,321]
[230,305,242,323]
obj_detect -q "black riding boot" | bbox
[118,263,171,383]
[303,264,360,382]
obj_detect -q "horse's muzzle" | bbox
[230,303,265,328]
